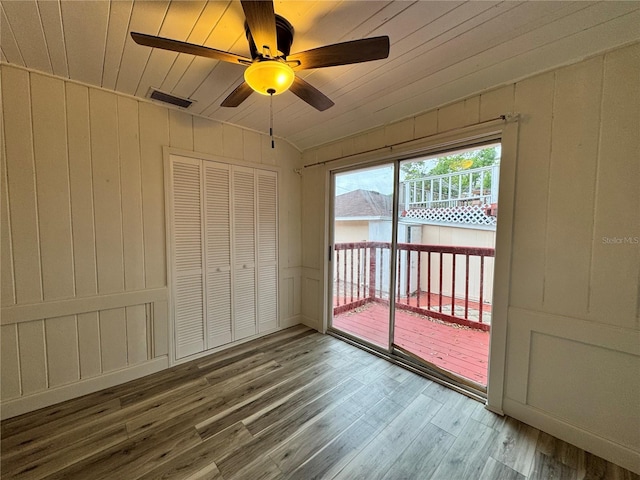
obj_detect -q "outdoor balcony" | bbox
[332,241,494,386]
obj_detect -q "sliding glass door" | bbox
[329,144,500,391]
[330,164,395,350]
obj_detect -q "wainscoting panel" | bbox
[505,306,640,471]
[0,289,168,418]
[280,266,302,328]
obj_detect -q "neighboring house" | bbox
[334,189,393,243]
[334,186,495,302]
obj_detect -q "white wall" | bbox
[420,225,495,303]
[300,43,640,472]
[333,220,369,243]
[0,64,303,418]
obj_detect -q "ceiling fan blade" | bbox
[241,1,278,57]
[288,36,390,70]
[221,82,254,108]
[289,77,334,112]
[130,32,251,65]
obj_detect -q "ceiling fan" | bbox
[131,0,390,112]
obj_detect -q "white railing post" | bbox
[491,163,500,204]
[403,181,410,208]
[400,164,497,210]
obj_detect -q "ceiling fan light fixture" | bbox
[244,61,294,96]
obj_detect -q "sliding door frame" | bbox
[327,160,399,353]
[323,117,519,412]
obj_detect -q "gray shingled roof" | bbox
[335,189,393,218]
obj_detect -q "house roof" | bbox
[1,1,636,150]
[335,189,392,218]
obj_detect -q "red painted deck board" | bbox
[332,302,489,385]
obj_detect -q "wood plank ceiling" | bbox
[1,1,639,150]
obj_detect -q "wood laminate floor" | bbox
[1,325,637,480]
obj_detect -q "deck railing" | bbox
[402,164,499,209]
[333,241,495,331]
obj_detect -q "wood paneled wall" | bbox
[300,43,640,472]
[0,64,303,417]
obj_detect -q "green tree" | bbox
[401,146,499,202]
[402,146,498,180]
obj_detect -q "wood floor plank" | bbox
[388,370,433,407]
[471,402,508,430]
[118,366,211,407]
[203,351,268,385]
[126,362,332,438]
[491,416,540,476]
[1,424,128,480]
[216,378,366,478]
[430,418,499,480]
[338,386,386,422]
[226,455,283,480]
[0,392,122,439]
[43,425,202,480]
[350,360,394,385]
[358,396,407,430]
[0,398,121,452]
[137,422,252,480]
[333,394,443,479]
[382,423,455,480]
[2,326,637,480]
[196,364,344,441]
[184,463,223,480]
[479,457,527,480]
[284,418,378,480]
[0,359,200,441]
[0,377,210,468]
[243,372,361,436]
[367,373,403,397]
[429,391,477,436]
[581,452,640,480]
[422,380,465,404]
[195,327,315,370]
[268,406,360,474]
[529,452,577,480]
[535,430,585,471]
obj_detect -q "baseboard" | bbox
[0,357,169,420]
[484,404,504,416]
[503,397,640,474]
[280,314,302,329]
[300,315,321,332]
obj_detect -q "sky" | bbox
[335,164,396,195]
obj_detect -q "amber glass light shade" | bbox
[244,61,295,95]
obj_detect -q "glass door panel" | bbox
[392,145,499,387]
[330,164,395,349]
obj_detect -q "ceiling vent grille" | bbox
[148,88,193,108]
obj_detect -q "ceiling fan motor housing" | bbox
[245,14,295,58]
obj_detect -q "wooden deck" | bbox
[333,302,489,385]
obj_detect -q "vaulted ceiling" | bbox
[2,1,639,150]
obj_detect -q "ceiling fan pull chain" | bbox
[268,88,275,148]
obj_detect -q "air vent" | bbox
[148,88,193,108]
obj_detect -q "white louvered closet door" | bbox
[170,158,205,359]
[203,162,232,349]
[256,170,278,332]
[232,166,257,340]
